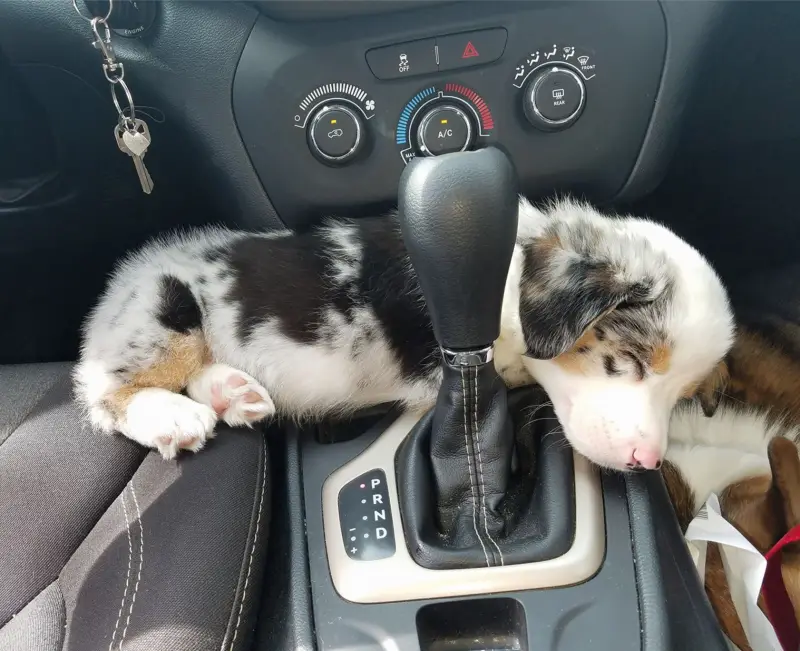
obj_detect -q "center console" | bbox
[281,146,731,651]
[232,2,733,649]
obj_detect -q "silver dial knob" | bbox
[415,104,474,156]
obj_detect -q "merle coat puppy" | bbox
[74,198,734,468]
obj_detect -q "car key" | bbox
[114,118,154,194]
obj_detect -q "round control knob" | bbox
[307,104,364,164]
[523,66,586,131]
[415,104,474,157]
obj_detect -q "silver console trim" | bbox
[322,409,606,604]
[441,345,494,368]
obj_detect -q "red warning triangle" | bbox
[461,41,479,59]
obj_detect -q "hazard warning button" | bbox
[436,28,508,72]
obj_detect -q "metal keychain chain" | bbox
[73,0,154,194]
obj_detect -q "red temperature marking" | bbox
[444,83,495,131]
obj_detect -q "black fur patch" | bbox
[226,232,333,344]
[225,217,438,380]
[156,275,202,333]
[355,217,438,379]
[520,249,628,359]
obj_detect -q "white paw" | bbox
[187,363,275,428]
[122,388,218,460]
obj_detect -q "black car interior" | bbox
[2,1,799,650]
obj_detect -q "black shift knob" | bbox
[398,147,519,351]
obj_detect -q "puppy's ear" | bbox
[518,238,653,359]
[767,437,800,532]
[696,360,730,418]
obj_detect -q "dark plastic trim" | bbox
[614,0,726,202]
[254,427,317,651]
[625,470,729,650]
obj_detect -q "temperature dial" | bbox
[307,104,365,164]
[416,104,474,156]
[523,66,585,131]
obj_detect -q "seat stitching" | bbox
[226,435,268,651]
[473,366,504,565]
[461,366,489,567]
[109,489,133,651]
[120,480,144,650]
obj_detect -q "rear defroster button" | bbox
[523,66,586,131]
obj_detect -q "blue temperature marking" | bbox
[396,87,436,145]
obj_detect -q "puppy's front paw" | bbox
[123,388,218,460]
[188,364,276,428]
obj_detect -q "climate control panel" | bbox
[395,84,495,164]
[233,1,666,226]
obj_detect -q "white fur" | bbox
[122,389,218,460]
[666,403,799,511]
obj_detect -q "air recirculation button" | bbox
[307,104,365,164]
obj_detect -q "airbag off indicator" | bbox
[395,83,495,165]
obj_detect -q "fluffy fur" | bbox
[74,197,734,466]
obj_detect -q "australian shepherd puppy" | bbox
[73,197,734,465]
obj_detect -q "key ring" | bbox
[110,74,137,129]
[72,0,113,23]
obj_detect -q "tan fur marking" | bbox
[534,234,563,254]
[650,343,672,375]
[553,329,599,375]
[104,331,210,418]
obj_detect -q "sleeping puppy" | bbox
[73,197,734,463]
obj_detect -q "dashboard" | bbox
[0,0,725,233]
[234,2,665,226]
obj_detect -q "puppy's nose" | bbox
[632,448,662,470]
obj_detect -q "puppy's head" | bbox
[517,198,734,471]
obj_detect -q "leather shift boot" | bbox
[397,364,576,570]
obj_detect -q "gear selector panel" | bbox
[338,469,396,561]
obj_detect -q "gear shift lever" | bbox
[396,148,575,570]
[398,147,518,353]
